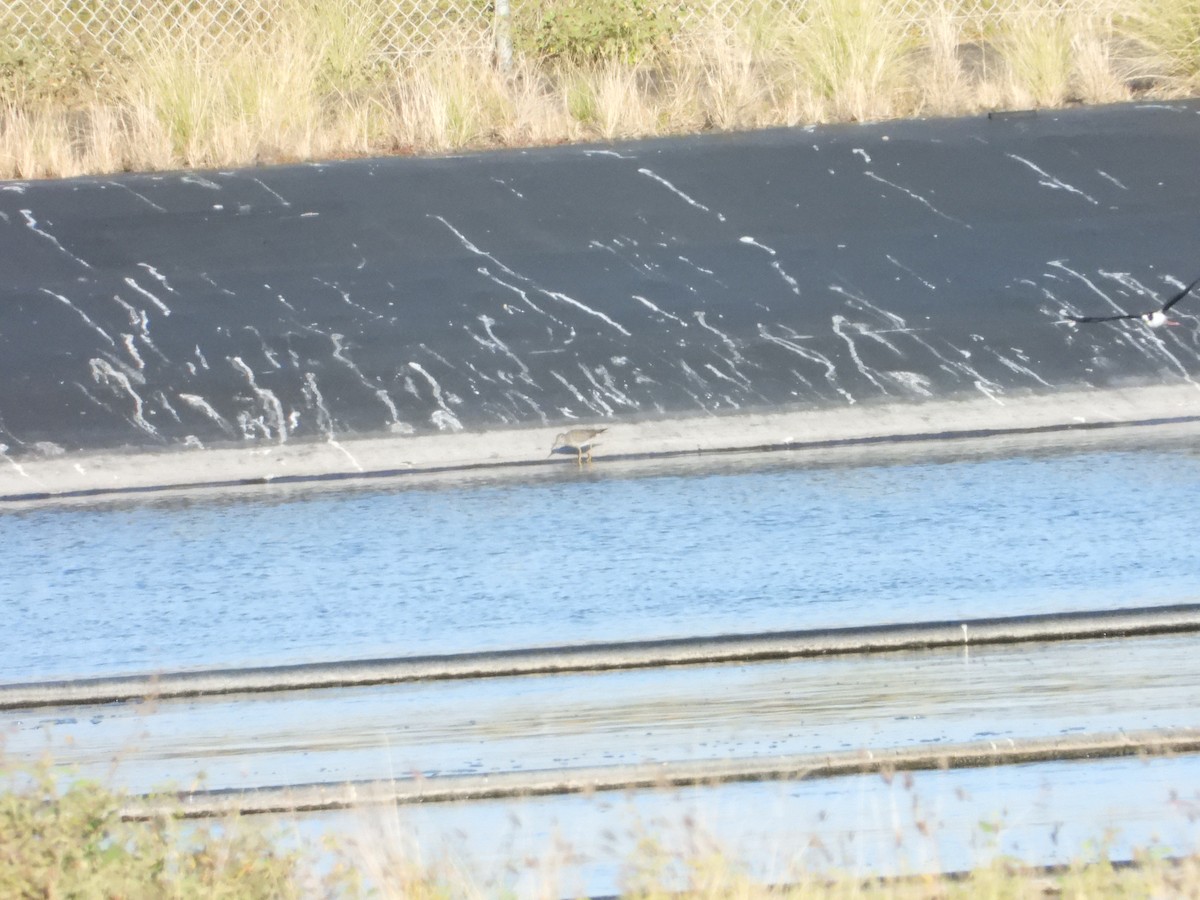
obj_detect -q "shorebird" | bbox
[550,427,606,465]
[1062,273,1200,328]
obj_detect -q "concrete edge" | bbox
[4,382,1200,504]
[6,603,1199,710]
[120,727,1200,819]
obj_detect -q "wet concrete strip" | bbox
[12,633,1199,796]
[5,603,1200,710]
[3,383,1200,503]
[122,727,1200,818]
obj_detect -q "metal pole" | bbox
[494,0,513,72]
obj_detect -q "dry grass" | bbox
[3,751,1200,898]
[0,0,1195,180]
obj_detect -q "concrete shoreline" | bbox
[5,603,1198,710]
[3,381,1199,503]
[121,727,1200,818]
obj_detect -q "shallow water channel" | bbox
[4,427,1200,891]
[4,429,1200,681]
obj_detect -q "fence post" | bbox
[494,0,513,72]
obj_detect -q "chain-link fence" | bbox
[2,0,1117,61]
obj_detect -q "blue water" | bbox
[4,444,1200,681]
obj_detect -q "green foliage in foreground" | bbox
[2,763,1199,898]
[0,763,337,899]
[514,0,681,63]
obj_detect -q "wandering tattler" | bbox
[550,427,607,465]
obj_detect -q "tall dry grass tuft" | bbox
[1121,0,1200,90]
[385,44,516,151]
[2,0,1198,180]
[674,19,768,132]
[1070,17,1132,105]
[918,3,971,115]
[999,4,1075,108]
[794,0,916,122]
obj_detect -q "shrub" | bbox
[515,0,680,64]
[0,762,309,898]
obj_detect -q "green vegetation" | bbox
[0,761,349,898]
[3,756,1200,898]
[515,0,681,63]
[1,0,1199,179]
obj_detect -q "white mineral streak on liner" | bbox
[631,295,688,326]
[757,323,854,404]
[330,333,407,426]
[886,254,937,290]
[40,290,116,346]
[1049,261,1129,317]
[884,371,933,396]
[434,216,629,336]
[739,236,776,254]
[864,172,970,227]
[830,284,1005,403]
[21,210,93,268]
[433,214,521,277]
[123,277,172,316]
[550,371,607,416]
[991,349,1053,387]
[89,358,157,436]
[678,360,709,388]
[569,366,618,414]
[637,168,727,222]
[831,316,890,394]
[181,174,221,190]
[479,268,556,321]
[200,272,237,296]
[581,362,637,409]
[542,290,631,336]
[472,315,534,383]
[678,256,718,279]
[771,260,801,295]
[1006,155,1099,205]
[703,362,745,389]
[251,176,290,206]
[693,311,743,362]
[2,184,27,193]
[229,356,288,442]
[490,177,525,199]
[408,362,464,431]
[242,325,281,369]
[313,277,388,322]
[302,373,364,471]
[120,334,145,369]
[1096,170,1128,190]
[137,263,178,294]
[852,148,871,163]
[0,444,30,478]
[178,394,236,435]
[738,236,801,294]
[107,181,166,212]
[582,149,635,159]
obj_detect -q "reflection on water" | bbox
[3,440,1200,681]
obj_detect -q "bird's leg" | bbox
[576,447,583,466]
